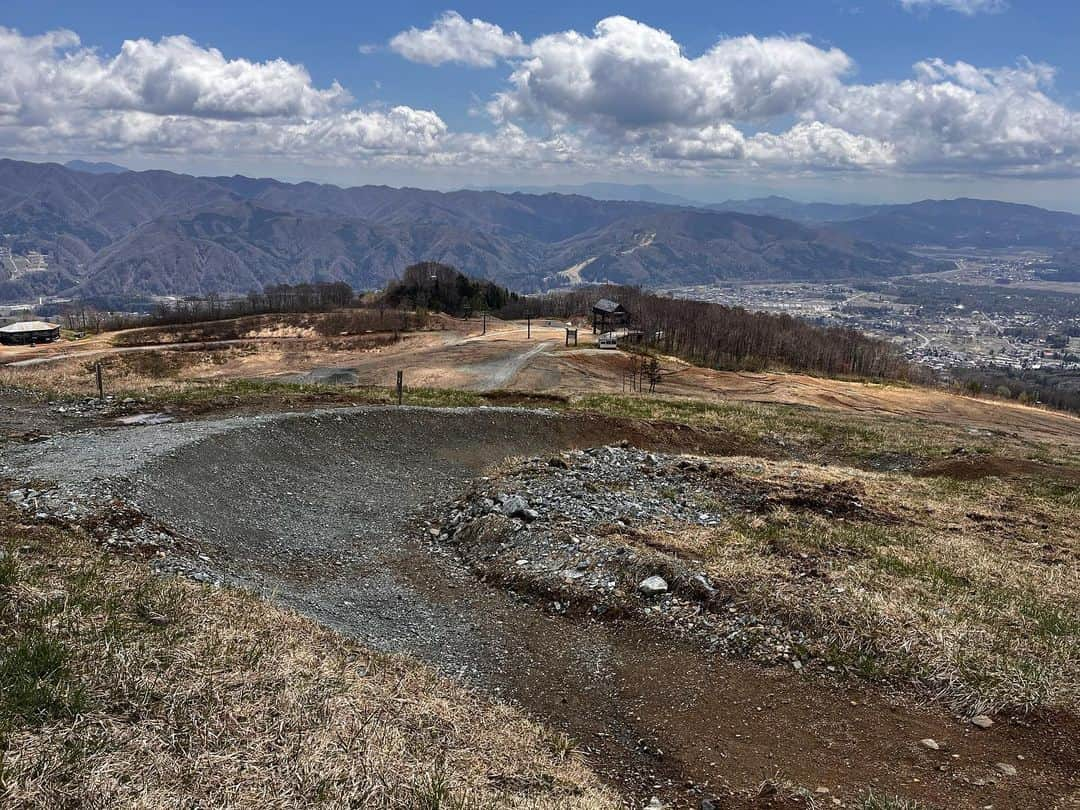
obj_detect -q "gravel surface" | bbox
[1,406,644,679]
[4,405,1075,809]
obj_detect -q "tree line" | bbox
[381,262,519,316]
[951,365,1080,414]
[47,266,918,383]
[57,282,357,332]
[498,285,921,381]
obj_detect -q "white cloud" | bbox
[489,17,852,131]
[813,58,1080,175]
[0,26,449,163]
[389,11,528,68]
[0,27,350,123]
[746,123,897,169]
[899,0,1008,15]
[472,14,1079,178]
[3,18,1080,182]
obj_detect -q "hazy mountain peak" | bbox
[64,160,131,175]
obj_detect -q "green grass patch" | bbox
[567,392,975,464]
[872,553,971,591]
[0,633,87,725]
[124,380,487,411]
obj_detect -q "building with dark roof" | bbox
[591,298,628,334]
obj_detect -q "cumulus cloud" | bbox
[0,27,350,122]
[0,25,451,163]
[812,58,1080,175]
[4,17,1080,181]
[389,11,528,67]
[746,123,896,169]
[489,17,852,131]
[471,14,1078,177]
[899,0,1008,15]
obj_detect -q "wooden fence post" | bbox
[95,361,104,401]
[396,370,403,405]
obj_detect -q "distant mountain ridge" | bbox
[713,194,1080,248]
[0,159,978,302]
[474,182,704,207]
[64,160,131,175]
[710,196,881,223]
[832,198,1080,248]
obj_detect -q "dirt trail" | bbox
[3,407,1075,809]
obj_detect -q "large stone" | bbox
[638,575,669,596]
[970,714,994,729]
[500,496,530,518]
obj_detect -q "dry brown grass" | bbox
[0,506,615,809]
[0,347,255,398]
[632,457,1080,715]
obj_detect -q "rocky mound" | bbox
[431,444,884,668]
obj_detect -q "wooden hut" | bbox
[591,299,627,334]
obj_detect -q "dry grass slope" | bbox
[677,457,1080,714]
[0,505,614,809]
[470,450,1079,716]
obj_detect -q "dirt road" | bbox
[4,406,1075,809]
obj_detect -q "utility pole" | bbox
[396,370,403,405]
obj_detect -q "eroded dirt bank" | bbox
[3,407,1076,808]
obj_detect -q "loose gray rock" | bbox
[638,575,669,596]
[691,573,716,594]
[970,714,994,729]
[920,738,940,750]
[500,495,530,518]
[995,762,1017,776]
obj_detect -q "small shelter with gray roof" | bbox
[0,320,61,345]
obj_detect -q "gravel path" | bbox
[459,340,553,390]
[4,406,1076,809]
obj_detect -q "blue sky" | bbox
[4,1,1080,209]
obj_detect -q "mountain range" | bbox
[709,196,880,224]
[474,182,703,207]
[63,160,131,175]
[2,159,1078,302]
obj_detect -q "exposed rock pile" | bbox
[4,483,209,580]
[431,445,824,667]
